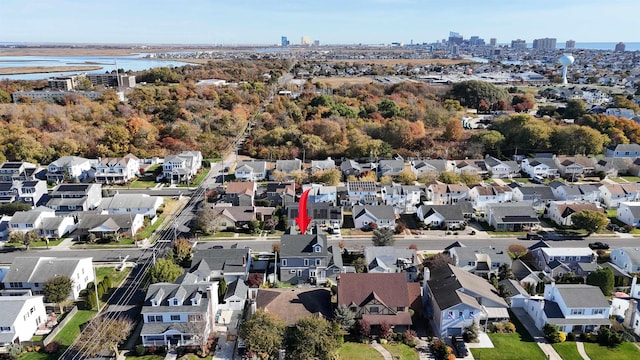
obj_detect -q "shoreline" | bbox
[0,65,104,75]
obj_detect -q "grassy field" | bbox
[313,76,375,87]
[471,332,546,360]
[381,343,419,360]
[583,342,640,360]
[621,176,640,183]
[337,342,384,360]
[551,342,582,360]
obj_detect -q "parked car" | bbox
[526,232,543,240]
[452,335,468,358]
[589,242,610,250]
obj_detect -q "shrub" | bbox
[135,345,146,356]
[567,332,576,341]
[543,323,562,343]
[380,338,388,344]
[464,323,479,342]
[44,342,60,354]
[580,332,597,343]
[558,332,566,342]
[504,322,516,333]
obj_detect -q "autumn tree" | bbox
[73,317,133,358]
[238,310,285,359]
[571,210,609,235]
[448,80,508,109]
[148,257,184,284]
[44,275,73,313]
[442,118,463,141]
[507,244,528,259]
[563,99,587,119]
[195,205,220,235]
[172,237,193,265]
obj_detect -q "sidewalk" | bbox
[212,333,235,360]
[511,308,562,360]
[370,341,392,360]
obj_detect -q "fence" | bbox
[42,305,79,346]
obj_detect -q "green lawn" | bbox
[337,342,384,360]
[52,310,97,346]
[583,342,640,360]
[95,266,131,287]
[471,332,546,360]
[552,342,582,360]
[382,343,418,360]
[177,167,211,187]
[621,176,640,183]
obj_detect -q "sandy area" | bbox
[0,65,104,75]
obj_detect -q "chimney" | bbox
[423,267,431,281]
[242,256,246,267]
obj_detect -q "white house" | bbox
[46,156,93,183]
[162,151,203,184]
[99,193,164,218]
[617,202,640,227]
[8,206,56,233]
[220,279,248,311]
[523,283,611,334]
[520,158,560,179]
[381,184,423,214]
[599,183,640,209]
[546,201,604,227]
[468,185,513,212]
[94,154,140,184]
[352,205,395,229]
[2,257,94,300]
[610,247,640,273]
[605,144,640,158]
[484,156,518,178]
[234,160,267,181]
[0,296,47,348]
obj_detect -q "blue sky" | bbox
[2,0,637,45]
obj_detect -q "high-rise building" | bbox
[532,38,557,50]
[469,36,485,46]
[565,40,575,49]
[511,39,527,50]
[281,36,290,46]
[313,40,320,47]
[301,36,311,46]
[615,42,626,52]
[489,38,497,47]
[448,31,463,45]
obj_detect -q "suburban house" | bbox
[304,184,338,205]
[364,246,419,282]
[94,154,140,184]
[424,264,509,337]
[46,156,93,183]
[0,182,16,204]
[378,159,412,178]
[446,243,512,278]
[140,275,218,347]
[234,160,267,181]
[599,183,640,209]
[162,151,203,185]
[0,296,47,348]
[617,202,640,227]
[190,248,252,283]
[208,204,274,232]
[272,159,302,180]
[468,185,513,212]
[14,180,47,207]
[223,181,256,206]
[546,201,605,227]
[1,257,94,300]
[548,182,600,202]
[253,288,332,326]
[346,181,378,206]
[512,258,547,289]
[258,182,295,207]
[279,234,341,285]
[352,205,396,230]
[484,156,519,178]
[310,157,336,172]
[8,206,75,239]
[605,143,640,158]
[510,184,555,207]
[287,202,344,229]
[0,161,39,182]
[554,155,594,180]
[46,183,102,213]
[338,273,417,331]
[453,160,484,177]
[594,157,633,178]
[610,247,640,273]
[220,279,248,311]
[522,283,610,334]
[74,213,144,240]
[498,279,530,307]
[416,203,472,230]
[340,159,363,178]
[413,159,452,178]
[98,193,164,218]
[520,157,560,179]
[530,247,596,278]
[426,183,470,205]
[485,203,540,232]
[381,184,423,214]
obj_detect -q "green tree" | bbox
[86,290,98,310]
[563,99,587,119]
[377,99,403,118]
[543,323,562,343]
[218,278,227,303]
[44,275,73,313]
[397,168,417,185]
[285,316,343,360]
[238,309,285,359]
[571,210,609,235]
[438,171,460,184]
[73,317,133,358]
[468,130,505,157]
[443,99,464,111]
[0,202,32,216]
[333,305,357,332]
[0,89,11,103]
[372,227,395,246]
[352,257,367,273]
[148,258,184,284]
[586,268,615,296]
[448,80,508,109]
[549,125,608,155]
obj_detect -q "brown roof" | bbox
[226,181,255,196]
[407,282,422,316]
[255,288,332,326]
[362,313,412,326]
[338,273,409,308]
[554,202,603,218]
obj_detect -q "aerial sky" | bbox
[2,0,637,45]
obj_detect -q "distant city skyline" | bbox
[2,0,638,45]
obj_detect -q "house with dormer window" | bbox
[0,161,39,182]
[279,234,339,285]
[162,151,203,185]
[235,160,267,181]
[94,154,140,184]
[46,156,93,183]
[140,274,218,348]
[352,205,395,229]
[523,283,610,334]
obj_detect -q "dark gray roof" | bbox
[514,185,555,200]
[352,205,395,221]
[427,264,506,311]
[280,234,328,257]
[419,204,466,221]
[141,282,210,313]
[190,248,249,274]
[275,159,302,172]
[224,279,248,301]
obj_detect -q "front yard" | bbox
[470,314,545,360]
[337,342,384,360]
[382,343,419,360]
[584,341,640,360]
[551,342,582,360]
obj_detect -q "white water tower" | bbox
[558,54,575,85]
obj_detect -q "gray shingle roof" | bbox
[3,257,91,283]
[352,205,395,221]
[280,234,328,257]
[554,284,610,308]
